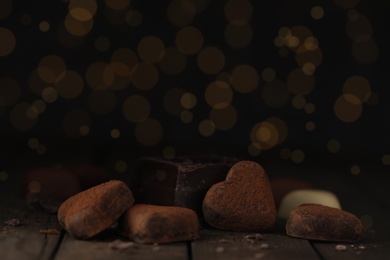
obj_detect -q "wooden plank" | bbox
[54,228,189,260]
[0,203,62,260]
[191,229,320,260]
[296,168,390,260]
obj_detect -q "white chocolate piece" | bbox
[278,189,341,219]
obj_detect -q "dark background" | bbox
[1,0,390,178]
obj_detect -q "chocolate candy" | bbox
[269,177,314,208]
[286,203,363,242]
[117,204,199,244]
[278,189,341,219]
[202,160,276,231]
[58,180,134,239]
[132,155,238,224]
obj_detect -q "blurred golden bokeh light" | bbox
[135,118,163,146]
[231,64,259,93]
[115,160,128,173]
[167,0,196,27]
[0,0,388,165]
[334,94,362,123]
[65,13,94,36]
[56,71,84,99]
[198,120,215,137]
[343,75,371,103]
[159,47,187,75]
[311,6,324,20]
[197,47,225,75]
[287,68,315,95]
[0,28,16,56]
[291,149,305,163]
[334,0,360,9]
[163,146,176,160]
[262,80,290,108]
[224,0,252,25]
[131,62,159,90]
[138,36,165,63]
[69,0,97,21]
[0,0,12,19]
[209,105,237,131]
[105,0,130,11]
[225,23,253,49]
[176,26,204,54]
[0,78,20,107]
[122,95,150,123]
[327,139,341,153]
[10,103,38,131]
[181,93,197,110]
[250,117,287,150]
[205,81,233,109]
[88,90,117,115]
[164,88,187,116]
[62,110,91,138]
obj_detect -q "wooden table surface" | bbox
[1,149,390,260]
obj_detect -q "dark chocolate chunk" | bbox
[132,155,238,225]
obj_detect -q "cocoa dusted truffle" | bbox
[117,204,199,244]
[133,155,238,224]
[202,160,276,231]
[286,203,363,242]
[58,180,134,239]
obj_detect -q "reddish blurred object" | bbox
[64,164,109,190]
[269,177,314,208]
[21,163,109,213]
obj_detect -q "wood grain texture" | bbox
[191,229,321,260]
[0,204,62,260]
[2,160,390,259]
[55,230,189,260]
[293,167,390,260]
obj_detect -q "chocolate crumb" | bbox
[109,239,138,252]
[218,239,228,243]
[39,229,61,235]
[243,233,264,244]
[254,252,266,259]
[4,218,21,226]
[260,243,270,249]
[335,245,347,251]
[1,226,9,233]
[215,246,225,253]
[152,246,161,252]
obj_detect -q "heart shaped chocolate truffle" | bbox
[202,160,276,231]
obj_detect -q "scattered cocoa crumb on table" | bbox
[109,239,138,253]
[335,245,347,251]
[259,243,270,249]
[39,229,61,235]
[243,233,263,242]
[215,246,225,253]
[4,218,21,226]
[254,252,266,259]
[1,226,9,233]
